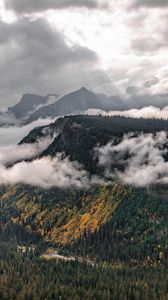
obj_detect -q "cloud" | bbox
[0,137,52,165]
[0,117,56,146]
[85,106,168,120]
[1,0,168,116]
[1,0,168,107]
[0,119,92,189]
[131,37,166,54]
[5,0,109,14]
[0,154,90,189]
[0,111,20,126]
[95,131,168,187]
[144,77,159,88]
[0,17,109,107]
[0,123,92,189]
[2,127,168,189]
[129,10,168,56]
[2,119,168,189]
[129,0,168,9]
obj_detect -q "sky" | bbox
[0,0,168,108]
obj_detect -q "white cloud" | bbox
[0,155,89,189]
[0,0,168,103]
[85,106,168,120]
[1,120,168,189]
[0,121,93,189]
[0,137,52,165]
[95,131,168,187]
[0,117,56,146]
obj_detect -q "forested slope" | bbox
[1,115,168,299]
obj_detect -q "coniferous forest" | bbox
[1,116,168,299]
[1,0,168,297]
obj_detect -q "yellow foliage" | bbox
[4,183,130,246]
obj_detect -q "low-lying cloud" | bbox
[85,106,168,120]
[0,127,91,188]
[96,131,168,187]
[0,117,56,146]
[3,130,168,189]
[2,120,168,189]
[0,137,52,165]
[0,155,89,189]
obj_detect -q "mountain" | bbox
[8,93,59,120]
[26,87,126,123]
[21,114,168,175]
[2,115,168,299]
[5,88,168,127]
[24,88,168,125]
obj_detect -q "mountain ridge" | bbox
[2,115,168,299]
[25,87,119,123]
[4,88,168,126]
[8,93,59,120]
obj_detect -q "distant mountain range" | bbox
[25,87,127,123]
[2,87,168,126]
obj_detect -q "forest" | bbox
[1,183,168,299]
[1,116,168,299]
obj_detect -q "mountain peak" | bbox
[8,94,48,119]
[79,87,89,92]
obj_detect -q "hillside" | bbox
[1,182,168,261]
[1,115,168,299]
[21,114,168,175]
[2,115,168,248]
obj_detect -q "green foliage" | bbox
[1,242,168,300]
[2,115,168,298]
[22,115,168,174]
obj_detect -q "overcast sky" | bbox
[0,0,167,107]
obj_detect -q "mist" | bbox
[0,111,20,126]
